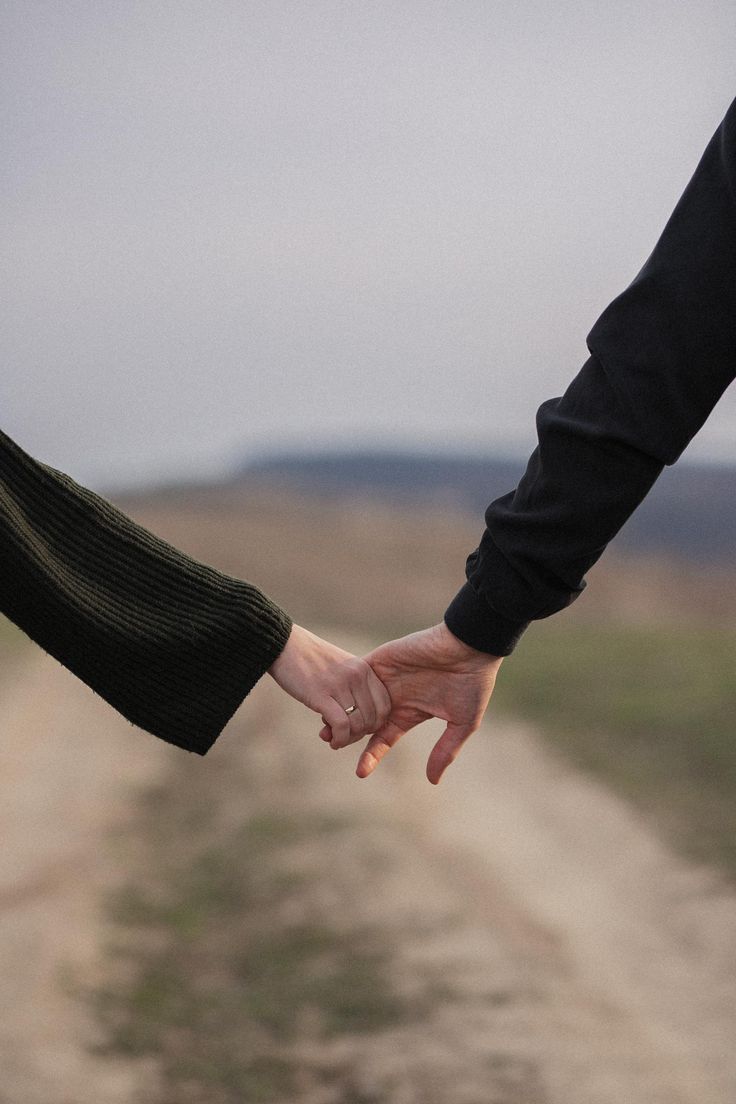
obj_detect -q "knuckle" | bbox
[348,657,370,684]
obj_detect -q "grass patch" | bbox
[494,623,736,873]
[235,923,406,1041]
[85,771,424,1102]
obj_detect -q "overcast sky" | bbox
[2,1,735,489]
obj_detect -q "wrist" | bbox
[429,621,503,670]
[267,622,297,676]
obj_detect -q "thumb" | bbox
[426,722,476,785]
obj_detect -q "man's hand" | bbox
[268,623,391,746]
[321,622,502,784]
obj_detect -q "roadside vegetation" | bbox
[493,622,736,876]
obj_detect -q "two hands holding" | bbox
[268,623,502,784]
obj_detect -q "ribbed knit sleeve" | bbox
[0,428,293,754]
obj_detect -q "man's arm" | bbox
[446,94,736,655]
[345,95,736,783]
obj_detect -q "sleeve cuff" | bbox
[180,599,293,756]
[444,582,529,657]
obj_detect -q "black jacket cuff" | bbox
[444,582,529,656]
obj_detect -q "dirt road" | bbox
[0,652,169,1104]
[1,639,735,1103]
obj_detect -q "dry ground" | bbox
[2,486,736,1103]
[1,638,736,1102]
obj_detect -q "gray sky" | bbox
[2,1,736,488]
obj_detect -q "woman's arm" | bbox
[0,429,388,752]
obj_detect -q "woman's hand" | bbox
[267,624,392,745]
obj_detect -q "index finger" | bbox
[426,722,476,785]
[355,720,406,779]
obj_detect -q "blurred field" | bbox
[122,478,736,879]
[117,478,736,637]
[2,481,736,1103]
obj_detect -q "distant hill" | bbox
[236,451,736,565]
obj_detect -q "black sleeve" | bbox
[0,428,293,753]
[445,95,736,655]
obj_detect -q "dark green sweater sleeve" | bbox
[0,428,293,754]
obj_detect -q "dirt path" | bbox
[387,721,736,1104]
[0,652,170,1104]
[269,631,736,1104]
[424,719,736,1103]
[1,638,736,1102]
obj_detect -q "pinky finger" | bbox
[319,699,351,749]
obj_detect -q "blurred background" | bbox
[2,3,736,1102]
[3,0,736,486]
